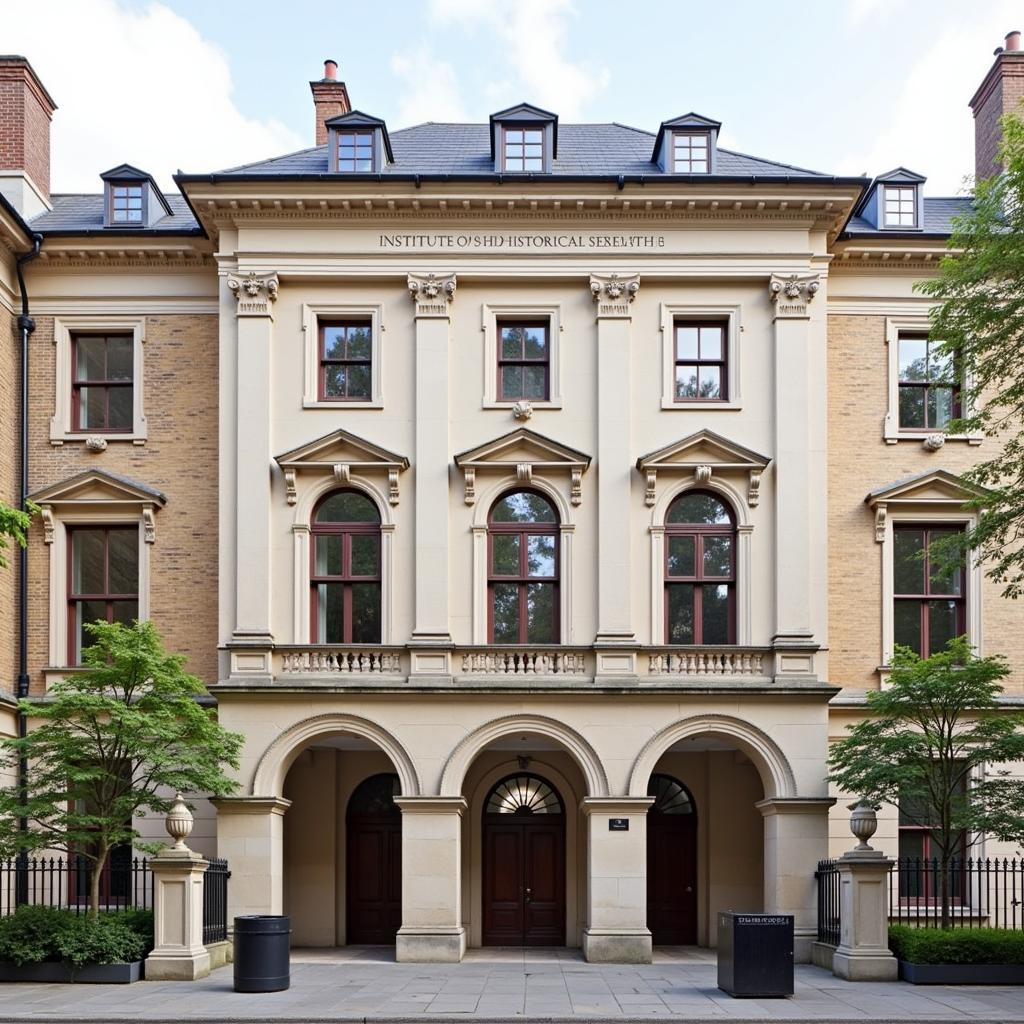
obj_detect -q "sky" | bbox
[5,0,1019,196]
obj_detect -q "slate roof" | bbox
[843,196,973,238]
[27,193,200,234]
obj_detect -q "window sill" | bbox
[302,399,384,410]
[883,431,983,446]
[482,400,563,411]
[51,434,146,446]
[661,399,742,411]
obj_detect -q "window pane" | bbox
[675,327,699,360]
[894,529,925,594]
[675,366,698,399]
[898,828,926,860]
[107,529,138,594]
[523,365,547,399]
[491,534,520,575]
[75,338,106,381]
[703,536,732,577]
[698,366,722,399]
[526,535,556,577]
[108,386,133,429]
[72,530,106,594]
[928,343,954,383]
[111,600,138,627]
[899,386,926,428]
[667,585,695,644]
[701,584,730,644]
[501,326,525,359]
[316,491,379,523]
[699,326,723,360]
[499,364,524,400]
[324,364,346,397]
[526,582,555,643]
[899,338,928,381]
[667,535,695,577]
[927,600,960,655]
[524,130,543,144]
[928,530,963,595]
[350,534,379,577]
[894,600,922,654]
[75,600,108,663]
[928,387,954,429]
[346,326,372,360]
[491,492,556,523]
[317,583,344,643]
[523,327,547,359]
[315,535,343,576]
[351,584,381,643]
[323,327,346,359]
[79,387,106,429]
[346,363,372,399]
[667,493,731,525]
[106,337,133,380]
[492,583,520,643]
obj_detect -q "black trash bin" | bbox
[717,912,793,997]
[233,915,291,992]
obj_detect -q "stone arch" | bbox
[652,476,749,528]
[252,713,420,798]
[294,473,394,529]
[440,714,610,798]
[628,713,796,800]
[471,474,573,529]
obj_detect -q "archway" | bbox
[646,774,697,945]
[346,773,402,945]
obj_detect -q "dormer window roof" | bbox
[99,164,171,229]
[652,113,721,174]
[856,167,926,231]
[490,103,558,174]
[324,111,393,173]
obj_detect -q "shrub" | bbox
[56,915,146,970]
[890,925,1024,965]
[0,906,150,967]
[0,906,66,966]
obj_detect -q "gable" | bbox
[28,469,167,507]
[865,469,987,507]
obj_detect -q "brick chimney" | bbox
[969,31,1024,183]
[0,55,56,217]
[310,59,351,147]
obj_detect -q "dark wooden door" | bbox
[647,812,697,945]
[347,816,402,944]
[482,820,565,945]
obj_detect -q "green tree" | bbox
[917,111,1024,597]
[0,500,35,569]
[828,637,1024,928]
[0,620,243,918]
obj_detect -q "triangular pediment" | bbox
[636,430,770,472]
[866,470,987,507]
[275,429,409,471]
[455,428,591,470]
[29,469,167,507]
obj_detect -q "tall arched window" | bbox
[488,490,559,644]
[311,489,381,643]
[665,490,735,645]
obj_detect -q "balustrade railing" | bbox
[459,649,589,676]
[278,647,404,675]
[647,648,768,677]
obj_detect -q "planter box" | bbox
[899,960,1024,985]
[0,959,143,984]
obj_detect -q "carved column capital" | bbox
[768,272,819,319]
[408,272,457,317]
[227,271,279,318]
[589,272,640,318]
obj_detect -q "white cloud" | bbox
[390,49,468,125]
[5,0,303,193]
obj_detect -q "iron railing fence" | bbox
[890,856,1023,930]
[203,857,230,945]
[0,854,152,915]
[815,858,841,945]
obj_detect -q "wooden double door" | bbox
[346,774,402,945]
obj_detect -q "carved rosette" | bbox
[408,272,457,318]
[227,271,280,318]
[589,272,640,318]
[768,272,819,319]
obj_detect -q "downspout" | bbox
[14,232,42,904]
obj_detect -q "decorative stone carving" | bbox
[333,463,351,484]
[694,464,713,483]
[511,400,533,421]
[516,463,533,485]
[142,506,156,544]
[388,469,400,507]
[408,272,456,317]
[284,469,297,506]
[40,507,54,545]
[768,272,819,318]
[463,467,476,506]
[850,801,879,852]
[923,433,946,452]
[165,792,194,851]
[644,470,657,508]
[748,469,762,507]
[227,271,279,318]
[589,272,640,318]
[84,435,107,453]
[571,468,583,506]
[874,503,887,544]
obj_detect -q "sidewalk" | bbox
[0,947,1022,1022]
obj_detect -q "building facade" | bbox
[2,38,1024,963]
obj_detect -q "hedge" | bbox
[889,925,1024,965]
[0,906,154,968]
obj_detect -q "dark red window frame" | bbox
[897,332,961,431]
[309,490,382,644]
[664,491,736,645]
[70,333,134,433]
[497,319,550,402]
[673,321,728,403]
[487,490,560,644]
[318,320,373,402]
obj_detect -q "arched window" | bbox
[664,490,736,645]
[485,774,564,815]
[647,773,696,816]
[488,490,559,644]
[311,489,381,643]
[347,773,400,816]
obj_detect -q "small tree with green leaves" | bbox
[828,637,1024,928]
[0,500,34,569]
[0,620,243,918]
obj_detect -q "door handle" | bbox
[524,887,532,902]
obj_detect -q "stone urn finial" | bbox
[849,800,878,852]
[165,792,194,851]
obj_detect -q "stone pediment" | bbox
[275,429,410,506]
[635,430,770,507]
[865,470,987,542]
[454,428,591,506]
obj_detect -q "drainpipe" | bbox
[14,232,42,904]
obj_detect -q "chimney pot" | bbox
[324,59,338,80]
[310,59,351,146]
[971,30,1024,182]
[1005,30,1021,51]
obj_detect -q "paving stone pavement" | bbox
[0,947,1022,1023]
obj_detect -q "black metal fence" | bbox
[815,858,841,945]
[202,857,230,945]
[0,854,152,915]
[890,856,1023,930]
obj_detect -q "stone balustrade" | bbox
[646,647,769,677]
[458,648,589,676]
[278,647,405,675]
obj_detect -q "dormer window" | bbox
[110,183,144,224]
[884,185,917,227]
[672,132,710,173]
[856,168,926,232]
[337,130,375,172]
[100,164,170,229]
[325,111,393,174]
[503,127,544,172]
[490,103,558,174]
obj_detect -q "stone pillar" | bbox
[211,796,290,920]
[768,273,821,664]
[590,273,639,674]
[581,797,654,963]
[147,794,210,981]
[408,273,456,676]
[757,796,835,963]
[395,796,466,962]
[226,270,279,678]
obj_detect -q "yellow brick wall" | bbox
[26,314,219,692]
[0,303,17,695]
[827,313,1024,693]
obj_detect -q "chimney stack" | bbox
[310,59,351,147]
[0,55,57,218]
[969,31,1024,183]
